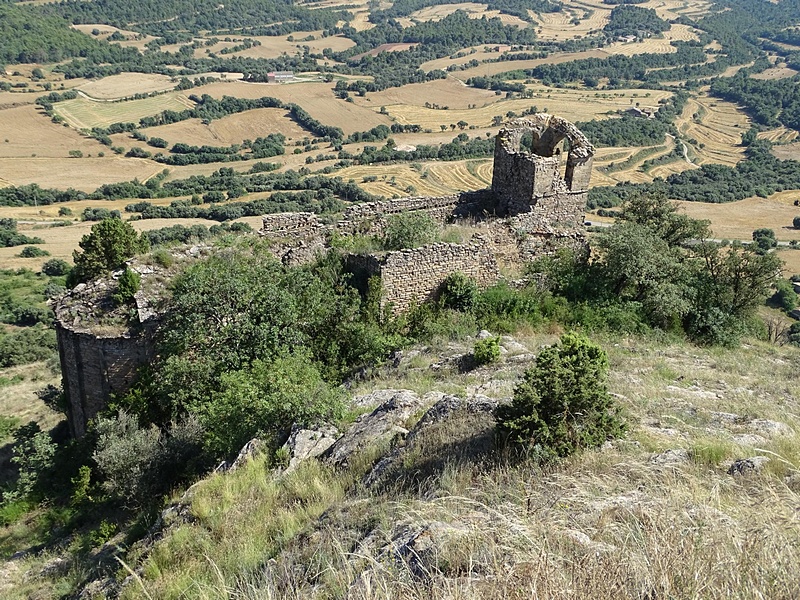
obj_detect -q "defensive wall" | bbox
[56,115,594,437]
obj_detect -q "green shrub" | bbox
[382,212,438,250]
[41,258,71,276]
[5,422,56,501]
[473,336,501,365]
[93,412,207,507]
[496,332,626,458]
[111,266,141,305]
[794,216,800,230]
[440,272,478,312]
[151,248,174,268]
[70,218,149,285]
[770,279,798,312]
[18,246,50,258]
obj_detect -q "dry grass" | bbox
[0,217,240,271]
[534,4,610,40]
[142,108,310,147]
[676,190,800,242]
[233,32,355,59]
[0,156,161,192]
[70,24,159,51]
[0,362,62,432]
[384,87,671,129]
[77,74,177,100]
[113,333,800,600]
[192,81,392,134]
[771,140,800,160]
[0,105,110,160]
[751,65,799,80]
[353,77,500,110]
[53,92,195,130]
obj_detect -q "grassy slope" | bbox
[8,330,795,599]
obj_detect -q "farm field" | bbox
[452,49,611,79]
[353,77,501,110]
[77,73,177,99]
[0,156,162,191]
[383,86,672,129]
[0,105,109,159]
[53,92,195,130]
[397,3,529,28]
[193,80,393,134]
[674,93,751,167]
[141,108,310,147]
[234,32,356,59]
[772,141,800,161]
[677,191,800,243]
[71,24,159,51]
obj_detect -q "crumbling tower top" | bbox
[491,114,595,216]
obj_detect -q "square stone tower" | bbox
[491,115,595,225]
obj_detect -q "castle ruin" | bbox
[55,115,594,436]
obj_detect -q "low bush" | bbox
[473,336,501,365]
[496,332,626,458]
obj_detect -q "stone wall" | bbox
[260,212,322,237]
[376,236,500,312]
[491,115,594,217]
[57,324,156,438]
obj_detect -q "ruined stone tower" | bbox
[491,115,594,227]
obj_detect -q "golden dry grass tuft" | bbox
[112,334,800,600]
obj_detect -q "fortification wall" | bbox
[57,324,155,437]
[378,236,499,312]
[260,212,323,237]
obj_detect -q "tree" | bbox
[70,218,148,285]
[752,228,777,254]
[495,332,626,458]
[793,216,800,229]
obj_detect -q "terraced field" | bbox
[675,94,750,167]
[78,74,177,100]
[53,92,195,130]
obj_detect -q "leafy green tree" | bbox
[383,212,438,250]
[70,218,148,285]
[752,228,778,254]
[5,423,56,502]
[496,333,626,458]
[770,279,798,312]
[440,272,479,312]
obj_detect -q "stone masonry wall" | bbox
[57,325,155,438]
[378,236,500,312]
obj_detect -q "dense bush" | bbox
[473,336,501,366]
[111,267,141,306]
[440,272,479,313]
[18,246,50,258]
[41,259,71,276]
[496,333,626,458]
[383,212,438,250]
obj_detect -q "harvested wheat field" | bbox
[385,87,671,129]
[677,191,800,242]
[143,108,310,147]
[70,24,159,51]
[0,155,161,191]
[353,78,500,110]
[675,95,750,166]
[758,127,798,145]
[751,65,799,80]
[336,163,455,197]
[233,33,355,59]
[78,74,177,100]
[533,5,610,40]
[778,247,800,278]
[399,3,529,28]
[603,24,700,58]
[194,81,392,134]
[53,92,195,130]
[421,46,515,71]
[0,105,109,159]
[0,91,39,109]
[454,49,611,79]
[772,141,800,161]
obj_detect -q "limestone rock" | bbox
[650,448,690,465]
[325,390,425,468]
[748,419,793,438]
[281,425,339,473]
[727,456,770,476]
